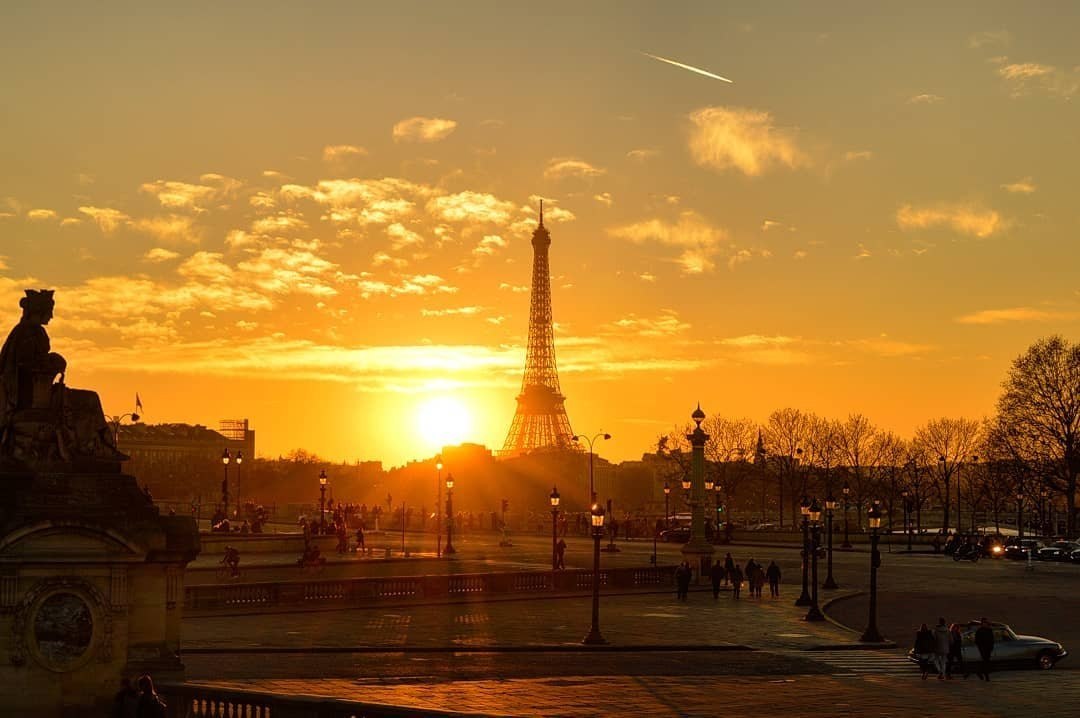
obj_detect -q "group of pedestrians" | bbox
[913,617,996,682]
[112,674,167,718]
[675,554,781,601]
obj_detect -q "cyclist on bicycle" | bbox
[222,545,240,577]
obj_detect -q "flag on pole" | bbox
[135,393,143,413]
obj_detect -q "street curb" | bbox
[181,644,755,655]
[819,591,898,650]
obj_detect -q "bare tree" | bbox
[703,415,757,522]
[914,417,982,534]
[804,415,842,498]
[996,336,1080,537]
[836,414,887,531]
[875,431,907,531]
[764,408,810,529]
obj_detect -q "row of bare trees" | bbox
[657,335,1080,538]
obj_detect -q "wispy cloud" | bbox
[687,106,808,176]
[608,310,690,337]
[608,211,729,274]
[143,248,181,263]
[420,306,485,317]
[968,30,1011,49]
[26,208,57,221]
[896,202,1004,238]
[543,157,606,181]
[955,307,1078,325]
[993,57,1079,98]
[426,191,515,224]
[78,206,130,233]
[322,144,367,162]
[392,116,458,143]
[908,93,944,105]
[626,148,659,161]
[1001,177,1036,194]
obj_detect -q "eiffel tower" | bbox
[501,202,576,456]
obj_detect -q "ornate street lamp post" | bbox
[444,473,456,555]
[583,503,607,645]
[841,482,852,549]
[318,469,328,534]
[860,502,886,643]
[435,455,443,559]
[805,499,825,621]
[550,486,560,570]
[681,405,714,581]
[221,448,231,518]
[573,432,611,504]
[796,496,812,607]
[823,493,839,589]
[715,483,725,544]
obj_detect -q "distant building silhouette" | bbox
[117,419,254,500]
[501,203,576,456]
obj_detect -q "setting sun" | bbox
[417,396,473,451]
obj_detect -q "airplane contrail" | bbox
[641,51,733,83]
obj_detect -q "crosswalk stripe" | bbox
[775,649,917,676]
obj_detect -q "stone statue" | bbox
[0,289,122,469]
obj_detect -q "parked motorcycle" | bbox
[952,543,981,562]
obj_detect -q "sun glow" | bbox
[417,396,473,451]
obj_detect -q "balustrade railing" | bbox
[186,565,675,613]
[160,682,466,718]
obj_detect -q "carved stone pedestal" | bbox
[0,471,199,717]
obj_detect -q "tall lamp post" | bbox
[805,499,825,621]
[796,496,812,606]
[318,469,328,534]
[583,503,607,645]
[110,410,141,447]
[220,448,231,518]
[444,473,456,555]
[1016,490,1024,539]
[823,493,839,589]
[860,502,886,643]
[550,486,560,570]
[235,450,243,517]
[715,483,726,544]
[902,489,912,552]
[663,482,671,529]
[1039,487,1049,536]
[681,404,714,582]
[841,482,852,548]
[435,455,443,559]
[704,475,715,541]
[573,432,611,504]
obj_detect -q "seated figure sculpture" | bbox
[0,289,122,469]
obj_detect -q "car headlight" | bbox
[992,546,1003,554]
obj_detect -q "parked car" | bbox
[908,622,1067,671]
[1037,541,1080,562]
[1003,538,1044,560]
[1069,548,1080,564]
[659,526,691,543]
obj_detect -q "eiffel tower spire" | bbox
[501,204,575,456]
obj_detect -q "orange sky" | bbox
[1,2,1078,465]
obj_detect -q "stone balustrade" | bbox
[185,566,675,614]
[159,682,466,718]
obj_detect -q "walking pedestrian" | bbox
[752,564,766,598]
[675,561,692,601]
[974,617,995,681]
[710,560,725,599]
[555,537,566,569]
[112,677,139,718]
[932,617,950,680]
[135,674,167,718]
[947,623,966,679]
[724,552,735,586]
[730,565,743,599]
[765,560,781,598]
[913,623,935,680]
